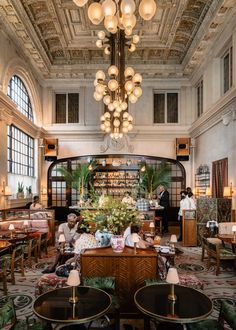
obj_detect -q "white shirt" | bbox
[58,222,79,243]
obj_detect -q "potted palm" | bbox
[56,161,97,201]
[139,163,171,198]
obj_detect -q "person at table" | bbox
[135,193,150,212]
[122,191,136,207]
[30,196,44,210]
[65,221,98,266]
[42,213,79,273]
[177,190,188,241]
[125,225,153,248]
[158,185,170,233]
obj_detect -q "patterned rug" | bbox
[0,245,236,329]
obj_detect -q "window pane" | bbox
[154,94,165,123]
[68,93,79,123]
[224,53,230,93]
[56,94,66,123]
[167,93,178,123]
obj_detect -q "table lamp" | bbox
[206,220,218,237]
[131,233,140,254]
[232,225,236,243]
[58,233,66,251]
[149,221,155,235]
[8,224,15,238]
[67,269,81,303]
[170,234,177,254]
[166,267,179,301]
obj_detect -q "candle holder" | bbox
[131,233,140,254]
[67,270,81,304]
[166,268,179,301]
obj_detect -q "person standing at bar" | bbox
[158,185,170,233]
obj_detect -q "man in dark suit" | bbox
[158,185,170,233]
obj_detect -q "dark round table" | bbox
[134,284,213,326]
[33,286,112,325]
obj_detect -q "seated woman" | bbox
[125,225,153,249]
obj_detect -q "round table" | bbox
[134,284,212,327]
[33,286,112,325]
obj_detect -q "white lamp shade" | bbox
[120,0,136,15]
[166,267,179,284]
[205,187,212,196]
[131,233,140,243]
[149,222,155,228]
[170,234,177,243]
[23,220,29,226]
[102,0,116,16]
[67,270,81,286]
[4,186,12,196]
[58,233,66,243]
[232,225,236,233]
[8,224,15,230]
[223,186,231,197]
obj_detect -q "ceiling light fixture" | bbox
[73,0,157,37]
[94,30,142,139]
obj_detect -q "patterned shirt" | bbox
[136,198,150,212]
[74,233,97,255]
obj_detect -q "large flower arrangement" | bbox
[81,197,139,235]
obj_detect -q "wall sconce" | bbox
[166,267,179,301]
[192,187,199,197]
[67,269,81,304]
[223,183,234,198]
[41,188,47,196]
[1,181,12,197]
[232,225,236,243]
[205,187,212,197]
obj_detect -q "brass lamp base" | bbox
[69,286,78,304]
[168,284,177,301]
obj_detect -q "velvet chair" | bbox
[186,300,236,330]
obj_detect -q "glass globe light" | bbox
[94,79,98,86]
[124,27,133,36]
[129,93,137,103]
[121,101,128,110]
[104,15,118,33]
[104,46,111,55]
[108,65,119,77]
[114,111,121,117]
[123,111,129,118]
[108,103,115,111]
[123,120,129,127]
[128,114,133,122]
[113,118,120,127]
[100,115,105,121]
[96,39,103,48]
[132,73,142,83]
[104,111,111,119]
[100,123,106,130]
[116,105,122,112]
[113,100,119,108]
[110,132,114,139]
[120,0,136,15]
[102,0,116,17]
[124,67,135,78]
[132,35,140,44]
[133,86,142,97]
[97,30,106,40]
[88,3,104,25]
[94,92,103,101]
[139,0,157,21]
[96,70,105,81]
[95,83,106,94]
[73,0,88,7]
[108,79,118,91]
[105,126,111,133]
[128,123,133,130]
[104,120,111,127]
[129,43,136,52]
[122,126,129,133]
[103,95,111,105]
[122,14,136,29]
[119,133,123,138]
[125,80,134,93]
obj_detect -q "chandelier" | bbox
[73,0,157,37]
[94,30,143,139]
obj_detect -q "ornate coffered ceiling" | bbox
[0,0,235,80]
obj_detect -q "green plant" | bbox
[81,197,139,235]
[56,161,97,197]
[139,163,171,197]
[17,182,24,193]
[26,186,32,194]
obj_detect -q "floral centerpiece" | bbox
[81,197,140,252]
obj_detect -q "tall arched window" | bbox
[7,75,34,121]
